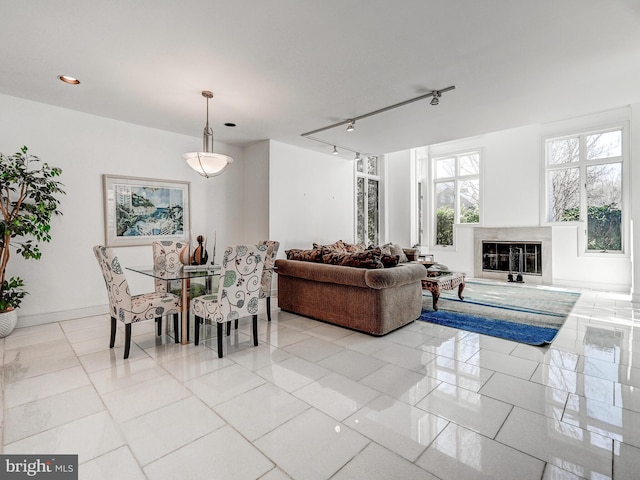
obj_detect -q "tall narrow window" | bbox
[545,128,624,252]
[432,151,480,246]
[356,156,380,245]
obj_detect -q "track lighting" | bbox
[354,152,361,160]
[302,85,456,141]
[332,146,339,155]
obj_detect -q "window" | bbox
[545,127,624,253]
[432,151,480,246]
[356,155,380,245]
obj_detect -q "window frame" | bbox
[429,149,482,250]
[542,124,629,257]
[354,155,382,246]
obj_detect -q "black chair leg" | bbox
[266,297,272,322]
[252,314,258,346]
[234,319,238,330]
[156,317,162,336]
[217,322,224,358]
[194,316,201,345]
[109,317,117,348]
[124,323,132,359]
[226,321,231,336]
[173,314,180,343]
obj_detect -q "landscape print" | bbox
[104,175,190,246]
[115,184,185,237]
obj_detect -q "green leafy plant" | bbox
[0,147,65,312]
[436,206,454,246]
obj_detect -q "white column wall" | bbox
[386,150,412,247]
[268,140,354,255]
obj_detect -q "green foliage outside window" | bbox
[460,204,479,223]
[587,204,621,251]
[560,204,622,251]
[436,207,454,246]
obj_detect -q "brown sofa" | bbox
[275,259,426,335]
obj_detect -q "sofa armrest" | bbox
[364,263,425,289]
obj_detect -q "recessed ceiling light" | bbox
[58,75,80,85]
[224,122,236,127]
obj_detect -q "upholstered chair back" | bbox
[94,245,133,323]
[192,244,266,324]
[152,240,189,293]
[257,240,280,299]
[94,245,180,325]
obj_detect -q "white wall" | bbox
[243,140,270,244]
[0,94,247,326]
[386,150,413,247]
[387,107,633,291]
[268,140,354,255]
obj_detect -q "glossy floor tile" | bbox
[2,286,640,479]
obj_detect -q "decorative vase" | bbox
[0,308,18,338]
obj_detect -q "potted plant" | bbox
[0,146,65,336]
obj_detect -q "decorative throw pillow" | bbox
[386,243,409,263]
[380,254,400,268]
[313,240,348,253]
[343,242,367,253]
[322,249,383,269]
[285,248,324,262]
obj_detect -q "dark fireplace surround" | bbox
[474,227,552,284]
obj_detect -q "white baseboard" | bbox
[17,305,109,328]
[16,291,280,329]
[552,278,630,293]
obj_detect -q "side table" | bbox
[421,272,466,311]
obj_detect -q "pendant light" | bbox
[182,91,233,178]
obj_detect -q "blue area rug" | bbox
[418,279,580,345]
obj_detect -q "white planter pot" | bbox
[0,309,18,338]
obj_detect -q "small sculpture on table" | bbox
[191,235,209,265]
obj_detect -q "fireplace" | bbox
[482,242,542,276]
[474,227,552,284]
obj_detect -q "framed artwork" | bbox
[103,175,190,247]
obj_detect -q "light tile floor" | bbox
[2,287,640,479]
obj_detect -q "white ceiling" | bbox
[2,0,640,158]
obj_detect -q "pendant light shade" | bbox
[183,91,233,178]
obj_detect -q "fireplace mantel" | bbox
[474,227,552,284]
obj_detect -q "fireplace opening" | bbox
[482,241,542,277]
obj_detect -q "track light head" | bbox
[332,145,339,155]
[430,90,441,106]
[354,152,361,160]
[346,120,355,132]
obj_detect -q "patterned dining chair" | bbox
[152,240,188,335]
[191,244,266,358]
[152,240,189,293]
[93,245,181,359]
[258,240,280,322]
[230,240,279,331]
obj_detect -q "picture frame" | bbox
[103,175,191,247]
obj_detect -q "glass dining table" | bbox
[127,264,220,345]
